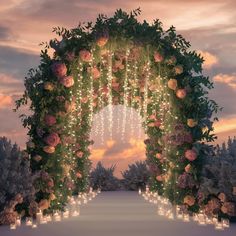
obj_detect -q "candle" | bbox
[16,217,21,226]
[53,212,61,222]
[46,215,52,222]
[72,210,80,217]
[183,214,190,222]
[32,223,37,228]
[63,210,69,219]
[40,216,47,224]
[36,210,42,222]
[10,223,16,230]
[215,222,224,230]
[138,188,141,195]
[222,219,230,228]
[25,217,33,226]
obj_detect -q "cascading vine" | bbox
[15,8,221,218]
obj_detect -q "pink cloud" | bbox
[214,116,236,134]
[0,94,13,108]
[213,73,236,89]
[198,50,218,69]
[90,138,146,178]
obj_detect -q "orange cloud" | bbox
[90,137,146,178]
[214,116,236,134]
[0,94,13,108]
[213,73,236,89]
[0,73,24,95]
[90,148,106,161]
[198,50,218,69]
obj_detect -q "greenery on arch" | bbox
[15,8,220,215]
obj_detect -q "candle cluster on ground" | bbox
[9,188,100,230]
[139,187,230,231]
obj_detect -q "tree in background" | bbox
[90,162,120,191]
[121,161,150,190]
[0,137,34,224]
[200,137,236,217]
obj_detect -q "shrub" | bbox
[121,161,150,190]
[89,162,120,191]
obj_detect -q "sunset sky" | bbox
[0,0,236,177]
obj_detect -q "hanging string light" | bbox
[107,51,113,140]
[88,50,95,127]
[142,59,150,133]
[121,48,130,142]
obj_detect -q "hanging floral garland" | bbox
[15,8,221,217]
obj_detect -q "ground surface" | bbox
[0,191,235,236]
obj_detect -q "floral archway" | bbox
[16,9,219,214]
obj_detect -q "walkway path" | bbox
[0,191,235,236]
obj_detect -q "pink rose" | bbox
[87,66,101,79]
[97,37,108,47]
[44,132,60,147]
[156,175,164,182]
[66,51,75,61]
[174,65,183,74]
[65,100,76,112]
[102,86,109,95]
[149,114,156,120]
[154,52,164,62]
[184,133,193,143]
[60,75,74,88]
[76,151,84,158]
[44,114,56,126]
[154,120,161,127]
[167,56,177,65]
[51,62,67,78]
[55,96,65,102]
[176,89,187,99]
[185,149,197,161]
[79,49,91,62]
[155,153,162,159]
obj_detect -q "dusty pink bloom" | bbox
[66,51,75,61]
[177,172,195,189]
[97,36,108,47]
[60,75,74,88]
[176,89,187,99]
[44,114,56,126]
[79,49,92,62]
[51,62,67,78]
[88,66,101,79]
[76,151,84,158]
[154,51,164,62]
[44,132,60,147]
[174,65,183,74]
[185,149,197,161]
[156,175,164,182]
[55,96,65,102]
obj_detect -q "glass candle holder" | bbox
[222,219,229,228]
[32,223,37,229]
[215,221,224,230]
[53,212,61,222]
[16,216,21,226]
[25,217,33,226]
[10,222,17,230]
[36,210,43,223]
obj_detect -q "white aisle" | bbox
[0,191,235,236]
